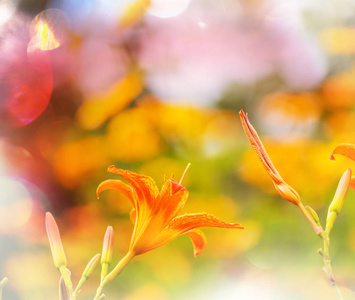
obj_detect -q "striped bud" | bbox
[74,254,101,294]
[325,169,352,233]
[101,226,114,282]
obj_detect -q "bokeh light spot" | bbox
[29,9,70,51]
[148,0,191,18]
[0,177,33,232]
[0,0,19,27]
[0,53,52,127]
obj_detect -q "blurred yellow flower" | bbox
[77,71,144,130]
[53,136,108,188]
[322,70,355,109]
[97,165,243,257]
[106,104,163,162]
[325,111,355,139]
[256,91,320,141]
[119,0,151,28]
[321,27,355,55]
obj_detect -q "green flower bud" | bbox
[326,169,352,233]
[74,254,101,294]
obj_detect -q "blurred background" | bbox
[1,0,355,299]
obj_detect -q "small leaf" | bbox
[305,206,322,229]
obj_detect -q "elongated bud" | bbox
[0,277,8,300]
[305,206,322,229]
[101,226,114,282]
[325,169,352,233]
[83,253,101,279]
[46,213,73,294]
[46,212,67,269]
[239,110,301,206]
[74,254,101,294]
[101,226,114,265]
[239,110,324,236]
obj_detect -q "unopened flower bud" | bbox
[326,169,352,233]
[45,212,67,269]
[101,226,114,266]
[74,254,101,294]
[101,226,114,282]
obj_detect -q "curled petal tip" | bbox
[239,109,247,118]
[229,223,244,229]
[187,229,207,257]
[330,143,355,162]
[107,165,117,172]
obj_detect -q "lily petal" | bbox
[167,213,243,234]
[96,179,136,207]
[129,208,136,224]
[155,180,189,225]
[131,213,242,256]
[330,143,355,161]
[186,229,207,257]
[239,110,301,206]
[351,176,355,190]
[107,165,159,208]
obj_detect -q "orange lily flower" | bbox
[239,110,323,236]
[97,165,243,257]
[330,143,355,189]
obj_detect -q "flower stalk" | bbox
[239,110,323,236]
[239,110,352,300]
[74,253,101,295]
[321,231,344,300]
[95,251,135,300]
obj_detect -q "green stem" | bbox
[100,263,109,283]
[59,265,73,294]
[322,232,344,300]
[73,277,87,296]
[95,251,135,300]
